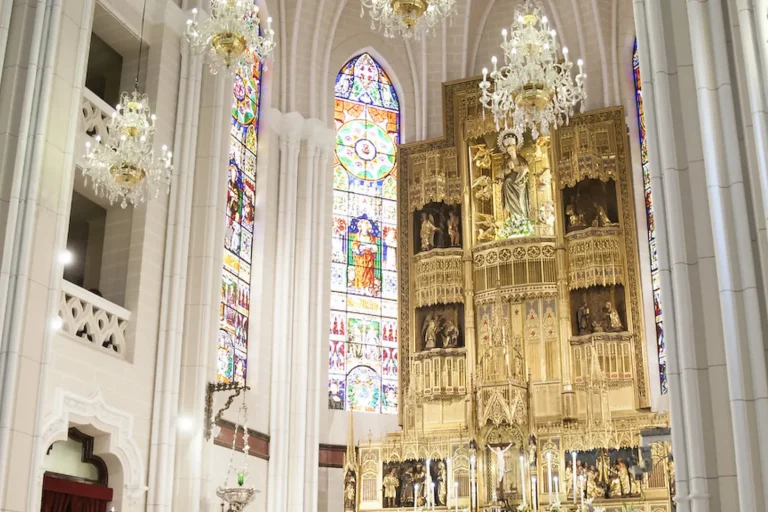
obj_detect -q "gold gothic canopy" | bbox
[343,77,672,512]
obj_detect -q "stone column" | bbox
[264,110,334,512]
[0,0,93,509]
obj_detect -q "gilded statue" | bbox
[564,460,574,499]
[586,465,600,499]
[577,301,591,335]
[448,210,461,246]
[383,467,399,508]
[472,144,493,169]
[344,470,357,510]
[489,443,514,484]
[499,132,530,221]
[616,459,631,495]
[596,449,611,486]
[593,203,618,227]
[441,319,460,348]
[475,215,497,241]
[420,213,440,251]
[472,175,494,202]
[436,461,448,505]
[527,436,537,466]
[605,302,623,332]
[413,464,427,506]
[566,203,585,230]
[422,314,439,350]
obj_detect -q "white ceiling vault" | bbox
[254,0,638,141]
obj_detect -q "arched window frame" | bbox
[633,40,667,395]
[328,52,401,414]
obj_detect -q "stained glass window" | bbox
[217,52,262,383]
[633,40,667,395]
[329,53,400,414]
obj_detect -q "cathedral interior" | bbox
[2,1,768,512]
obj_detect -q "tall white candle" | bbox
[547,452,552,504]
[579,475,585,510]
[414,484,419,512]
[454,482,459,512]
[432,482,436,510]
[520,455,526,505]
[531,476,537,511]
[554,476,559,504]
[572,452,577,504]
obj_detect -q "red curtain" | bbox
[42,476,112,512]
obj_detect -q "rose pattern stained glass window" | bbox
[633,40,667,395]
[217,52,262,383]
[329,53,400,414]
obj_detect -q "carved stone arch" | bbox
[39,390,148,512]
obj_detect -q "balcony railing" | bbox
[80,88,115,140]
[58,281,130,356]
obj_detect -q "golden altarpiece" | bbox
[348,77,674,512]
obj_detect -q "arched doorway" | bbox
[42,428,113,512]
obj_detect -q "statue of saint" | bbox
[616,459,631,495]
[527,436,537,466]
[586,465,600,499]
[605,302,623,332]
[401,466,415,505]
[564,460,574,499]
[422,314,439,350]
[593,203,618,227]
[413,464,427,506]
[383,467,399,508]
[500,142,530,221]
[577,301,591,335]
[420,213,440,251]
[566,203,585,231]
[441,319,460,348]
[489,443,514,484]
[344,470,357,510]
[596,449,611,486]
[436,461,448,505]
[448,210,461,246]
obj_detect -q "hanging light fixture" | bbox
[185,0,276,75]
[216,393,257,512]
[479,0,587,144]
[360,0,457,39]
[82,0,172,208]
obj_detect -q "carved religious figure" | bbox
[593,203,618,227]
[436,461,448,505]
[500,143,530,221]
[577,301,591,335]
[596,449,611,487]
[420,213,440,251]
[448,210,461,246]
[527,436,537,467]
[489,443,514,484]
[441,319,460,348]
[401,467,415,505]
[383,467,399,508]
[616,459,631,495]
[586,465,600,499]
[422,314,439,350]
[605,302,623,332]
[566,203,585,231]
[413,464,427,506]
[344,470,357,511]
[564,460,574,499]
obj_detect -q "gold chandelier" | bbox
[360,0,457,39]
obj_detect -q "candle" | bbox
[579,475,585,510]
[414,484,419,512]
[492,55,498,74]
[520,455,526,505]
[454,482,459,512]
[572,452,577,504]
[547,452,552,504]
[554,476,559,504]
[531,476,537,512]
[432,482,436,510]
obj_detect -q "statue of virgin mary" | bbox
[499,132,530,221]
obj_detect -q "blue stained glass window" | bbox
[329,53,400,414]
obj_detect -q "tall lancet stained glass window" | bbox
[217,54,262,383]
[633,41,667,395]
[329,53,400,414]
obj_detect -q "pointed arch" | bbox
[632,40,667,395]
[329,52,401,414]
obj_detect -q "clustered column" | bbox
[634,0,768,510]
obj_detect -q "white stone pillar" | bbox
[265,110,334,512]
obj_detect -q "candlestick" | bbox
[547,452,552,504]
[519,455,526,505]
[572,452,577,504]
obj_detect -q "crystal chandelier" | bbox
[360,0,458,39]
[81,0,172,208]
[186,0,276,75]
[479,0,586,144]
